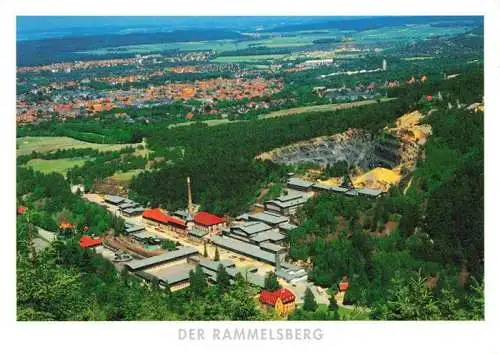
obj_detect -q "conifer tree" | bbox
[303,287,318,312]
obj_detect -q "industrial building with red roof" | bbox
[194,211,226,235]
[142,208,187,233]
[79,236,103,248]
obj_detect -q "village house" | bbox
[259,288,297,317]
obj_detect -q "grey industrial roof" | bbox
[265,195,307,209]
[312,184,332,191]
[330,186,349,193]
[131,230,157,240]
[251,230,287,243]
[281,262,301,271]
[247,211,289,226]
[345,189,359,196]
[230,221,272,236]
[211,236,276,264]
[276,268,308,282]
[198,258,234,272]
[236,213,250,221]
[188,229,208,238]
[276,193,303,202]
[119,202,138,210]
[154,264,195,285]
[287,178,314,189]
[279,223,298,231]
[126,247,198,271]
[260,242,285,253]
[357,187,383,197]
[125,224,145,234]
[173,209,190,220]
[225,232,253,243]
[122,207,145,215]
[105,195,125,204]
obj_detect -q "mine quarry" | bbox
[257,111,432,192]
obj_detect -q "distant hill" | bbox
[264,16,483,32]
[17,29,248,66]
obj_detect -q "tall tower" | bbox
[187,176,193,215]
[275,252,281,272]
[382,59,387,71]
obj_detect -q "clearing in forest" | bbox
[25,158,88,175]
[17,136,141,156]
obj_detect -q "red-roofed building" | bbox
[259,288,296,316]
[17,205,27,215]
[79,236,103,248]
[59,223,74,237]
[194,211,226,235]
[335,277,350,305]
[143,208,187,234]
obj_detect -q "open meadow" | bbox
[25,157,88,175]
[16,136,141,156]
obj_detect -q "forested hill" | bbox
[129,99,410,215]
[286,105,483,319]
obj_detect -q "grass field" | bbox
[16,136,141,156]
[25,158,88,175]
[108,169,143,183]
[259,98,395,119]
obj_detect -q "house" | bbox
[259,288,296,316]
[59,223,74,237]
[17,205,27,215]
[335,277,350,304]
[194,211,226,235]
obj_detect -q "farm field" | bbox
[259,98,395,119]
[25,157,88,175]
[16,136,141,156]
[77,31,343,57]
[350,24,471,44]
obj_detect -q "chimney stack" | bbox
[187,176,193,215]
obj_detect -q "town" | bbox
[16,15,484,322]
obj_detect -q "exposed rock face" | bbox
[259,129,400,170]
